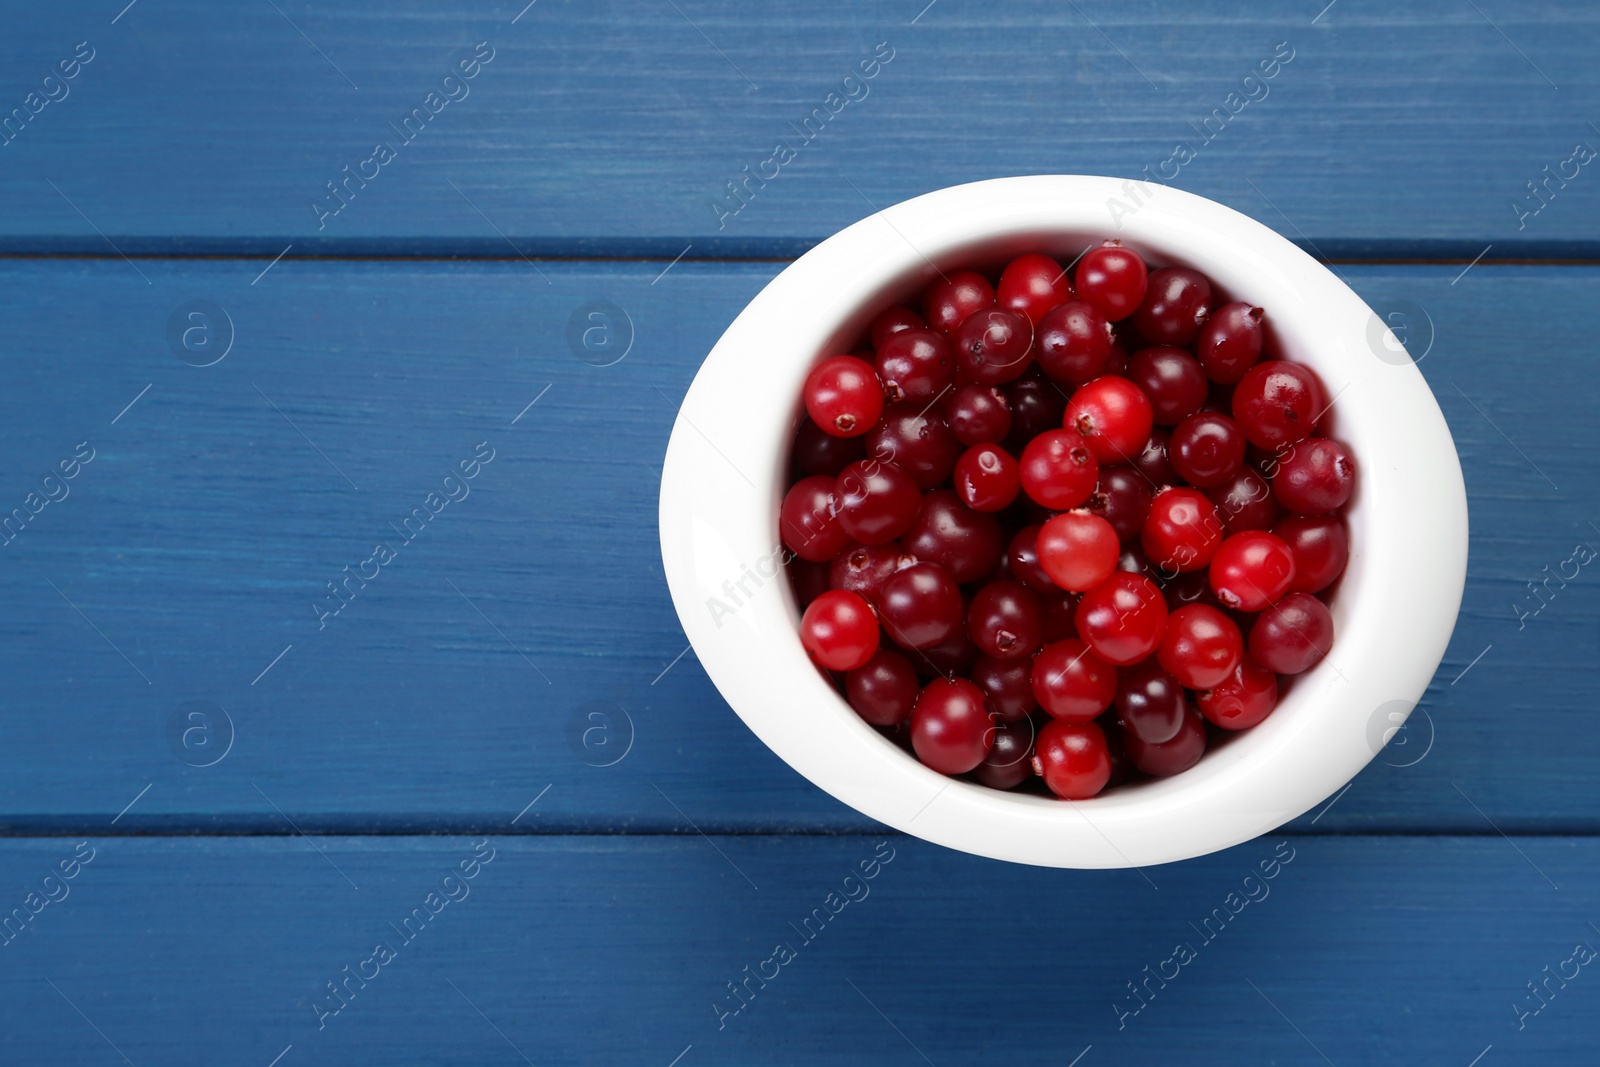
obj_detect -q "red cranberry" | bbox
[1169,412,1246,489]
[1032,719,1112,799]
[787,556,832,609]
[1086,466,1153,542]
[968,580,1043,660]
[901,490,1004,584]
[971,655,1038,721]
[780,475,850,562]
[865,402,962,490]
[869,305,924,351]
[829,541,915,606]
[1126,346,1208,425]
[998,252,1074,325]
[804,355,884,438]
[1035,301,1114,385]
[1131,427,1178,485]
[1125,705,1206,777]
[846,648,920,726]
[1142,487,1223,574]
[874,328,954,404]
[1249,592,1335,674]
[944,384,1012,446]
[1065,376,1154,464]
[793,417,865,477]
[1001,371,1068,453]
[1117,541,1157,582]
[1197,654,1278,730]
[1038,590,1080,642]
[1032,638,1117,722]
[1075,571,1169,666]
[1036,511,1120,592]
[1195,302,1264,384]
[1272,437,1356,515]
[917,627,980,678]
[1209,531,1297,612]
[1158,603,1243,689]
[954,307,1034,385]
[877,561,964,650]
[1161,568,1221,612]
[1232,360,1327,450]
[1019,429,1099,509]
[800,590,879,671]
[910,677,994,774]
[1134,267,1212,346]
[1204,469,1280,536]
[1115,660,1187,745]
[973,718,1036,790]
[921,271,995,335]
[953,444,1021,512]
[1274,514,1349,594]
[1075,241,1149,322]
[1101,718,1132,787]
[835,459,921,544]
[1006,524,1056,593]
[1101,339,1129,378]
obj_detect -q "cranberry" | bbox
[1075,571,1169,666]
[944,384,1012,445]
[1161,568,1221,612]
[829,541,915,606]
[998,252,1074,325]
[1032,719,1112,799]
[780,475,850,562]
[1126,346,1207,425]
[918,628,980,678]
[1101,719,1132,788]
[901,490,1004,584]
[1019,429,1099,509]
[1274,514,1349,594]
[1006,524,1056,593]
[1086,466,1153,542]
[1272,437,1356,515]
[1133,267,1212,347]
[1075,241,1149,322]
[804,355,884,438]
[869,305,924,351]
[1157,603,1243,689]
[793,417,865,477]
[1117,541,1157,582]
[973,718,1036,790]
[1129,428,1177,488]
[1169,412,1246,489]
[1038,590,1080,642]
[1124,705,1206,777]
[800,590,879,671]
[1035,301,1114,385]
[968,580,1043,660]
[877,561,964,650]
[971,655,1038,721]
[1204,468,1279,536]
[1065,376,1154,464]
[1232,361,1327,450]
[910,677,994,774]
[835,459,921,544]
[1032,638,1117,722]
[1115,661,1187,745]
[1209,531,1297,612]
[1102,340,1129,378]
[1249,592,1335,674]
[846,648,920,726]
[953,444,1021,512]
[874,328,954,404]
[1036,511,1120,592]
[1142,487,1222,573]
[865,402,962,490]
[787,556,832,609]
[921,271,995,335]
[1196,654,1278,730]
[1196,302,1264,384]
[1001,371,1068,453]
[953,307,1033,385]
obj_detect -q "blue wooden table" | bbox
[2,2,1598,1063]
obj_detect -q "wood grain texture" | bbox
[0,258,1593,832]
[0,833,1595,1065]
[0,1,1596,254]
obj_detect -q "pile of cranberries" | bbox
[782,244,1354,800]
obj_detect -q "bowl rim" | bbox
[658,175,1468,868]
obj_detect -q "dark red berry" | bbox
[1038,590,1080,642]
[1032,719,1112,799]
[835,459,921,544]
[1196,654,1278,730]
[953,307,1034,385]
[1125,705,1206,777]
[829,541,915,606]
[780,475,850,562]
[1274,515,1349,594]
[953,444,1021,512]
[901,490,1004,584]
[944,384,1012,446]
[1115,660,1187,745]
[1064,376,1154,464]
[874,328,954,404]
[1006,524,1056,593]
[1272,437,1356,515]
[910,677,994,774]
[1232,360,1327,450]
[968,580,1043,660]
[973,718,1036,790]
[1001,371,1068,453]
[846,648,920,726]
[1126,346,1208,425]
[1035,301,1114,385]
[1249,592,1335,674]
[1209,531,1297,612]
[1075,571,1169,666]
[1075,241,1149,322]
[971,655,1039,721]
[787,556,832,609]
[804,355,884,438]
[1157,603,1243,689]
[869,305,924,351]
[865,402,962,490]
[922,271,995,335]
[1131,427,1179,486]
[1195,302,1264,384]
[1169,412,1246,489]
[1086,466,1153,542]
[877,561,964,650]
[1204,468,1280,536]
[800,590,879,671]
[1032,638,1117,722]
[793,417,865,476]
[1133,267,1212,347]
[918,628,981,678]
[998,252,1074,326]
[1036,511,1120,592]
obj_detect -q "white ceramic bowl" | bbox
[658,176,1467,868]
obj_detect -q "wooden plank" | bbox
[0,258,1594,832]
[0,1,1596,253]
[0,833,1594,1064]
